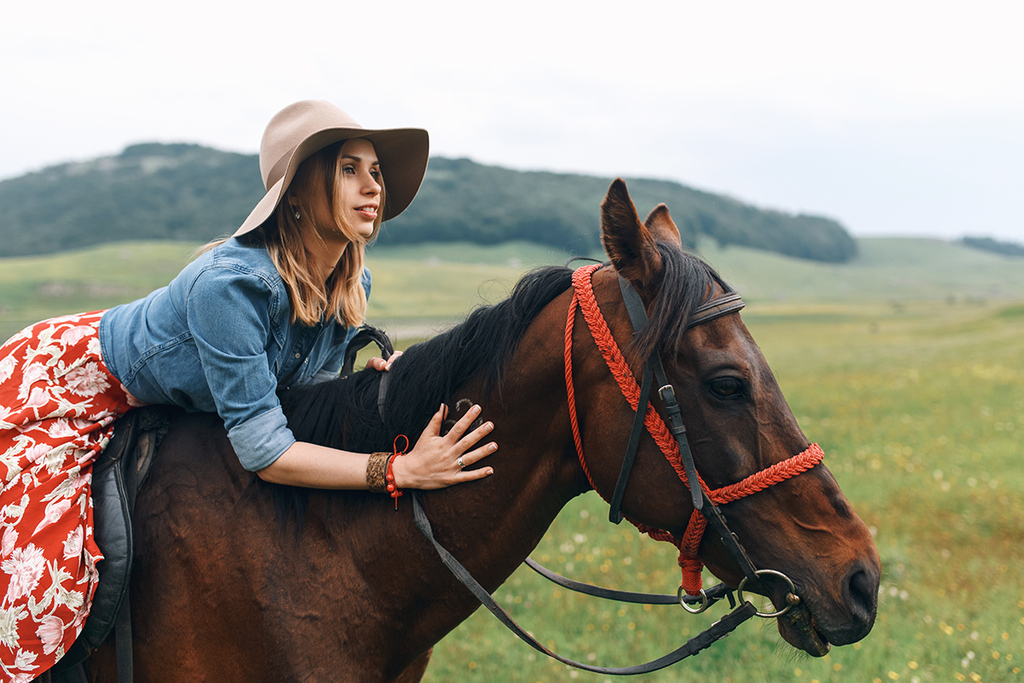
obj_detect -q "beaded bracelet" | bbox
[387,435,410,510]
[385,454,403,510]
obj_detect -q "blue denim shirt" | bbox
[98,238,367,472]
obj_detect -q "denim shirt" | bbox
[98,238,367,472]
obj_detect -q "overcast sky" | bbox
[3,0,1022,242]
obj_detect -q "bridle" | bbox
[410,263,826,675]
[565,263,824,600]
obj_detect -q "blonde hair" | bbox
[201,140,385,327]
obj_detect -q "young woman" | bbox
[0,100,496,680]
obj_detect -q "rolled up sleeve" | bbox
[227,405,295,471]
[187,268,295,471]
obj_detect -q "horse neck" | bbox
[411,290,587,588]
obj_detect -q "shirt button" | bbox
[294,353,301,359]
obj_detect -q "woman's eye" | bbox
[709,377,744,398]
[342,165,356,175]
[370,169,380,180]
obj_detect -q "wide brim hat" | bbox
[234,100,429,236]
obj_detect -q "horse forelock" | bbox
[628,242,733,361]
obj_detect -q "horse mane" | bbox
[278,264,577,453]
[270,246,730,522]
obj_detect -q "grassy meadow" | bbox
[1,238,1022,682]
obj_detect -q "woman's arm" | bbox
[256,403,496,489]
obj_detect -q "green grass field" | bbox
[1,239,1022,682]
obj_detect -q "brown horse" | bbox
[84,180,879,682]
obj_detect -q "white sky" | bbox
[3,0,1023,242]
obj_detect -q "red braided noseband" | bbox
[565,264,824,594]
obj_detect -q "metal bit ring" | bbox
[737,569,798,618]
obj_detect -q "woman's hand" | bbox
[392,403,496,490]
[366,350,403,372]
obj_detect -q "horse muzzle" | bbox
[777,556,880,656]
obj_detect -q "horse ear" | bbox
[600,179,663,286]
[644,203,683,248]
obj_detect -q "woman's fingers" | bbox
[456,455,496,481]
[455,440,498,472]
[422,403,447,438]
[404,402,497,488]
[365,350,403,372]
[441,405,496,466]
[446,404,483,441]
[456,419,496,453]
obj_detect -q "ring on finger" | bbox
[457,456,465,469]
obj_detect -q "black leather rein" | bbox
[411,492,757,675]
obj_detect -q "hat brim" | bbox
[234,126,429,237]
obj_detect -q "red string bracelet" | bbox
[386,434,409,510]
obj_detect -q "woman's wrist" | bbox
[366,452,391,492]
[389,454,407,489]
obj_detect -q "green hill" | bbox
[0,144,856,263]
[382,158,857,263]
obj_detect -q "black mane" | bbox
[278,246,731,454]
[278,264,576,453]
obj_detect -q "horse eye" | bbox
[709,377,744,399]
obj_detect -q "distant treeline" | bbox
[960,236,1024,258]
[0,143,857,262]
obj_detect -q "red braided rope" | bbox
[565,272,683,552]
[564,265,825,595]
[564,287,595,490]
[571,267,698,488]
[711,444,824,506]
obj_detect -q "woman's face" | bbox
[338,138,382,239]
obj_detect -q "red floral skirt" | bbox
[0,311,136,681]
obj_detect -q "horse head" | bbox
[576,179,880,655]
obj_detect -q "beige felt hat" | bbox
[234,100,429,236]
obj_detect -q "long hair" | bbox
[267,141,385,326]
[200,140,386,327]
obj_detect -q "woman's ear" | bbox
[285,195,302,220]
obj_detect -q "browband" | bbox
[687,293,745,329]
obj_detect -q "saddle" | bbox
[48,406,172,683]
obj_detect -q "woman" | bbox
[0,100,496,681]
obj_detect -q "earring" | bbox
[294,210,301,220]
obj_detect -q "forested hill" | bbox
[0,143,857,262]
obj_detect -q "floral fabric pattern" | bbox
[0,311,134,681]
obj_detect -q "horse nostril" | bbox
[844,564,879,628]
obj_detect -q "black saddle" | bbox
[46,406,171,683]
